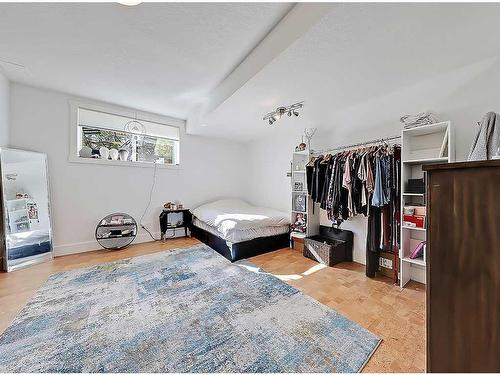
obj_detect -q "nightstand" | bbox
[159,209,192,240]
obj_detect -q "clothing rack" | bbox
[311,135,401,155]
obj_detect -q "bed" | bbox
[190,199,290,261]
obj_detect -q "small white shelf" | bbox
[8,208,28,214]
[403,157,448,165]
[402,256,426,267]
[402,225,426,232]
[292,170,306,173]
[402,121,450,135]
[403,192,424,196]
[10,219,29,224]
[293,150,309,155]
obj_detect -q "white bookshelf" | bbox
[6,198,39,234]
[400,121,454,288]
[290,150,319,243]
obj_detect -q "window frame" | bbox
[69,100,184,169]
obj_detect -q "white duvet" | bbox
[192,199,290,240]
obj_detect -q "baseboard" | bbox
[53,230,186,257]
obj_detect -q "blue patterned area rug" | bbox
[0,245,381,373]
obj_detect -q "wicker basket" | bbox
[303,235,349,266]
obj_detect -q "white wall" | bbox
[9,83,247,256]
[0,70,9,146]
[245,57,500,264]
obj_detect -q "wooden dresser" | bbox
[423,160,500,372]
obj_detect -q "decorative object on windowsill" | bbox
[118,149,129,161]
[124,116,147,136]
[263,101,304,125]
[109,148,119,160]
[400,111,439,129]
[79,146,92,158]
[95,213,137,250]
[304,127,317,150]
[99,146,110,160]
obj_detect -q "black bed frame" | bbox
[190,224,290,262]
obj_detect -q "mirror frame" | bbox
[0,148,54,272]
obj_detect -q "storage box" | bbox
[414,206,427,216]
[405,205,427,216]
[318,225,354,262]
[378,251,394,278]
[304,236,349,266]
[407,178,425,193]
[291,236,304,252]
[403,214,425,228]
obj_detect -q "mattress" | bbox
[193,218,289,244]
[192,199,290,231]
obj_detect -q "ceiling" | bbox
[2,3,500,142]
[200,3,500,141]
[0,2,292,119]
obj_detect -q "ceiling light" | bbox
[263,101,304,126]
[118,0,142,6]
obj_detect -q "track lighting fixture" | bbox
[263,101,304,125]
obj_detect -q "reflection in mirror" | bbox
[0,149,52,272]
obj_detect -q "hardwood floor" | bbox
[0,238,425,372]
[250,248,425,373]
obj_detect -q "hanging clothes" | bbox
[307,143,401,281]
[468,111,500,161]
[366,206,381,278]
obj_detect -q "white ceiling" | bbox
[200,3,500,141]
[0,2,292,118]
[2,3,500,143]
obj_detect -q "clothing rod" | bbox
[311,135,401,155]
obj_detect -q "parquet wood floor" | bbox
[0,238,425,372]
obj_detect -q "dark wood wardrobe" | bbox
[424,160,500,372]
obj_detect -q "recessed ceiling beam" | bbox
[187,2,334,133]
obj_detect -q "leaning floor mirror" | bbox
[0,148,53,272]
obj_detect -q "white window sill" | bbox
[68,155,182,170]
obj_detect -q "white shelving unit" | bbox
[6,198,39,234]
[400,121,454,288]
[290,150,319,243]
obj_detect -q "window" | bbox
[74,106,180,166]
